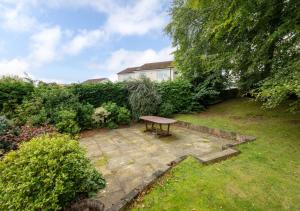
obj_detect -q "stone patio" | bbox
[79,124,236,210]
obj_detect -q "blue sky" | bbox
[0,0,173,83]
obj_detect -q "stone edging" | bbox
[175,120,256,146]
[107,120,256,211]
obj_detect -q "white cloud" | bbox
[0,0,171,83]
[29,26,62,65]
[63,29,106,55]
[0,0,39,32]
[89,46,174,81]
[105,0,168,35]
[0,0,168,36]
[0,58,30,77]
[0,26,62,79]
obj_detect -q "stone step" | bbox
[197,148,240,164]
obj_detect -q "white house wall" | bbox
[118,68,176,82]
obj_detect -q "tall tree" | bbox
[166,0,300,111]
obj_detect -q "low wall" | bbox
[175,120,256,145]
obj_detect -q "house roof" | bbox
[117,61,173,75]
[118,67,139,75]
[83,78,109,84]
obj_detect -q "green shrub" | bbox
[102,101,119,123]
[107,121,118,129]
[77,103,94,130]
[157,79,202,113]
[71,82,128,107]
[28,108,48,126]
[117,107,131,125]
[55,109,80,134]
[16,84,94,133]
[102,102,131,126]
[0,116,10,135]
[0,134,105,210]
[92,107,110,127]
[0,77,34,118]
[127,77,161,120]
[158,102,175,117]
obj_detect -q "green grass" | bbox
[130,98,300,211]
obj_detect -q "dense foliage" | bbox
[93,102,131,129]
[92,107,110,127]
[127,77,162,120]
[157,79,203,112]
[0,77,34,117]
[0,76,210,133]
[71,82,128,107]
[0,123,56,156]
[166,0,300,111]
[0,134,105,210]
[158,102,175,117]
[16,83,93,134]
[0,116,10,135]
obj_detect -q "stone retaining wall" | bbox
[175,120,256,145]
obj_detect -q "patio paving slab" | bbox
[80,124,236,210]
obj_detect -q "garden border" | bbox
[107,120,256,211]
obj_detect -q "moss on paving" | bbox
[95,153,109,167]
[130,98,300,211]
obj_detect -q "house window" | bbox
[157,70,169,81]
[139,72,146,78]
[124,75,133,81]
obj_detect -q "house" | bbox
[82,78,110,84]
[117,61,177,82]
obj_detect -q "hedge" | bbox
[0,77,34,117]
[70,82,129,108]
[157,79,202,113]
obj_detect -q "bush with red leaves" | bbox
[0,124,57,156]
[17,124,57,143]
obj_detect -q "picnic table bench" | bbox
[140,115,177,137]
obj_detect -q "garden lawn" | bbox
[130,98,300,211]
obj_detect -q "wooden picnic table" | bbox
[140,115,177,137]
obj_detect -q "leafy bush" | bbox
[16,84,94,133]
[76,103,94,130]
[127,77,161,120]
[117,107,131,125]
[28,108,48,126]
[107,121,118,129]
[0,77,34,118]
[17,124,57,143]
[0,124,56,156]
[102,102,131,129]
[102,102,119,123]
[157,79,202,113]
[158,102,175,117]
[71,82,128,107]
[0,134,105,210]
[55,109,80,134]
[0,116,10,135]
[92,107,110,127]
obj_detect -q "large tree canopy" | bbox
[166,0,299,111]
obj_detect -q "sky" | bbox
[0,0,174,83]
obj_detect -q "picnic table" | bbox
[140,115,177,137]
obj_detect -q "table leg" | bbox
[160,124,162,131]
[145,122,148,131]
[167,124,170,135]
